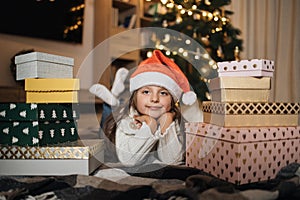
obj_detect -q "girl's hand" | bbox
[134,115,157,134]
[158,112,175,134]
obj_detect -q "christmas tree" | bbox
[144,0,243,101]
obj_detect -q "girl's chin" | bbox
[146,111,164,119]
[141,108,167,118]
[149,115,160,119]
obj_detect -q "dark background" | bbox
[0,0,85,43]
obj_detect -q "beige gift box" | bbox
[209,77,271,102]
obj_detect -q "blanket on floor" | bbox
[0,163,299,200]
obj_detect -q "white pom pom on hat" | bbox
[129,50,197,105]
[182,91,197,105]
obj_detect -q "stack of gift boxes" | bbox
[186,59,300,185]
[0,52,103,175]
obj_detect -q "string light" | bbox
[146,51,153,58]
[234,46,240,61]
[162,34,171,43]
[215,27,222,32]
[162,20,168,27]
[217,45,223,58]
[212,63,218,69]
[203,53,210,59]
[204,0,211,5]
[158,44,165,50]
[160,0,168,4]
[166,2,174,8]
[194,47,201,60]
[63,3,85,38]
[176,14,183,23]
[200,67,208,74]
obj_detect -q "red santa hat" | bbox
[130,50,197,105]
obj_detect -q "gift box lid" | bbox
[15,52,74,66]
[0,139,104,159]
[0,103,80,121]
[185,122,300,143]
[202,101,300,115]
[25,78,80,91]
[209,77,271,91]
[217,59,275,77]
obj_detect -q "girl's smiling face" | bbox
[135,85,172,119]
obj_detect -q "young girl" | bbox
[99,50,198,167]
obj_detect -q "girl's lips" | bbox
[146,106,162,110]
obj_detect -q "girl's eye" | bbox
[160,91,169,96]
[141,90,150,95]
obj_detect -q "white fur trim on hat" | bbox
[130,72,182,100]
[130,71,197,105]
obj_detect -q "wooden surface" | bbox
[0,86,25,103]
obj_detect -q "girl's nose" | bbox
[150,93,159,103]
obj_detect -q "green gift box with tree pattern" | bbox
[0,103,80,146]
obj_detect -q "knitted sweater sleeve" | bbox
[115,117,159,166]
[156,121,184,165]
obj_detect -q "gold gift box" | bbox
[209,77,271,102]
[0,139,102,159]
[26,91,78,103]
[25,78,80,103]
[203,101,300,127]
[25,78,80,91]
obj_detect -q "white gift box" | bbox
[0,139,104,175]
[15,52,74,80]
[217,59,275,77]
